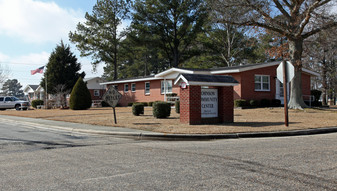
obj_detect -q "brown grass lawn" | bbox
[1,106,336,134]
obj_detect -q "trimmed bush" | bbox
[148,102,154,106]
[271,99,281,107]
[127,102,134,106]
[69,77,92,110]
[234,99,247,107]
[101,101,110,107]
[260,99,271,107]
[132,103,144,116]
[311,90,322,102]
[153,101,171,118]
[141,102,148,106]
[175,100,180,113]
[249,100,259,107]
[31,99,44,108]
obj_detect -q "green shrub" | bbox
[271,99,281,107]
[153,101,171,118]
[31,99,44,108]
[101,101,110,107]
[127,102,134,106]
[249,100,259,107]
[132,103,144,116]
[234,99,247,107]
[260,99,271,107]
[311,90,322,102]
[69,77,92,110]
[148,102,154,106]
[141,102,148,106]
[175,100,180,113]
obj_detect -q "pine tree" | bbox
[1,79,24,98]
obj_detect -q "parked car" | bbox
[0,96,29,110]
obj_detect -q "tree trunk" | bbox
[322,57,328,105]
[288,39,307,109]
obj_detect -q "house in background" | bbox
[84,77,106,101]
[100,61,320,106]
[23,85,44,101]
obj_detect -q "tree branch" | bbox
[302,22,337,39]
[273,0,291,20]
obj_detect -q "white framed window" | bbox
[145,82,150,95]
[161,80,173,94]
[124,84,129,92]
[255,75,270,91]
[94,90,100,96]
[131,83,136,92]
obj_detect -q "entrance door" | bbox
[275,79,289,105]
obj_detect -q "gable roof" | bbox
[174,74,239,87]
[28,85,39,90]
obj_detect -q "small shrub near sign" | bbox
[271,99,281,107]
[132,103,144,116]
[31,99,44,108]
[249,100,259,107]
[175,100,180,113]
[234,99,247,107]
[260,99,271,107]
[153,101,171,118]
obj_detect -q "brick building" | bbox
[101,61,319,106]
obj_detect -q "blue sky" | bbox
[0,0,101,88]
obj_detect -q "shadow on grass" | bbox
[133,123,161,126]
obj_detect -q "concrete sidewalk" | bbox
[1,115,337,140]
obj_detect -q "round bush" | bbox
[127,102,134,106]
[175,100,180,114]
[148,102,154,106]
[132,103,144,116]
[271,99,281,107]
[260,99,271,107]
[31,99,44,108]
[153,101,171,118]
[141,102,148,106]
[234,99,247,107]
[249,100,259,107]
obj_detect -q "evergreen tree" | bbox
[131,0,208,68]
[69,77,92,110]
[69,0,131,80]
[1,79,24,98]
[40,41,85,95]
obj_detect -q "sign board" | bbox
[277,61,295,83]
[102,86,122,108]
[201,89,218,118]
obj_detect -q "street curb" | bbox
[71,127,337,141]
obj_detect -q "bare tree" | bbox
[54,84,71,108]
[209,0,337,109]
[0,64,10,86]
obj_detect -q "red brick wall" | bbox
[110,79,180,106]
[88,89,106,100]
[180,86,234,125]
[302,73,311,96]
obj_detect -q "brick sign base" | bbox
[180,86,234,125]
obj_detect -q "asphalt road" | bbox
[0,119,336,190]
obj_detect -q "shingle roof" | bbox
[28,85,39,90]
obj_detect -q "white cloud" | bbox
[0,0,84,44]
[0,52,10,62]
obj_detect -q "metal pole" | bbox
[113,107,117,124]
[282,61,289,127]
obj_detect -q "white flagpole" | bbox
[44,66,47,109]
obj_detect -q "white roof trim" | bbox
[174,75,189,85]
[100,77,161,85]
[302,68,320,77]
[211,61,280,74]
[155,68,194,77]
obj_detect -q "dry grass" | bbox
[1,106,336,134]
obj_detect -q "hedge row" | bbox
[131,101,173,118]
[234,99,282,108]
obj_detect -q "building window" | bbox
[255,75,270,91]
[145,82,150,95]
[124,84,129,92]
[161,80,172,94]
[131,83,136,92]
[94,90,100,96]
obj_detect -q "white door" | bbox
[275,80,289,105]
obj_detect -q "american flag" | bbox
[31,66,44,75]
